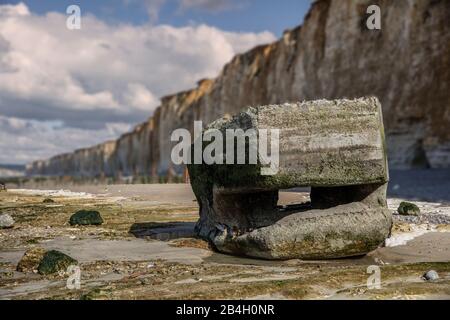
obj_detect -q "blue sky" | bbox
[0,1,312,164]
[2,0,311,36]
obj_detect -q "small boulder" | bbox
[17,247,47,273]
[43,198,55,203]
[69,210,103,226]
[0,213,14,229]
[423,270,439,281]
[397,201,420,216]
[38,250,78,275]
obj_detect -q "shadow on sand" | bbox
[129,222,196,241]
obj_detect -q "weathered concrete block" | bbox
[188,97,391,260]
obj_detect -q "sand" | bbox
[1,182,449,300]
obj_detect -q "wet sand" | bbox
[15,183,310,206]
[1,184,450,300]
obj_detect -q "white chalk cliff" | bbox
[27,0,450,177]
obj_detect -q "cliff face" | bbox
[26,0,450,177]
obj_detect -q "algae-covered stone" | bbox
[188,97,391,260]
[37,250,78,275]
[17,247,46,273]
[69,210,103,226]
[0,213,14,229]
[397,202,420,216]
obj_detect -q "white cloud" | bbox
[144,0,166,23]
[123,0,167,23]
[0,2,276,164]
[124,83,159,111]
[179,0,241,12]
[0,115,132,164]
[0,2,30,17]
[127,0,244,21]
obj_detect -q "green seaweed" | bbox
[38,250,78,275]
[397,202,420,216]
[69,210,104,226]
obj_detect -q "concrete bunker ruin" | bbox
[188,97,392,260]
